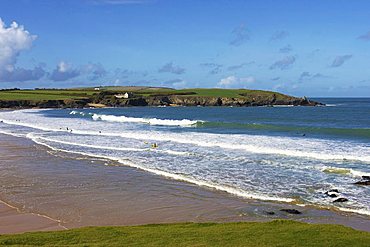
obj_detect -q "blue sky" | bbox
[0,0,370,96]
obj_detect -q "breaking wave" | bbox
[70,111,202,127]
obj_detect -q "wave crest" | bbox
[70,111,201,127]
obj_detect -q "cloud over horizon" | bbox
[158,62,186,74]
[270,56,296,70]
[217,75,255,88]
[330,55,352,67]
[0,18,40,82]
[84,63,107,80]
[0,65,46,82]
[50,61,81,81]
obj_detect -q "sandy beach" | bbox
[0,133,369,234]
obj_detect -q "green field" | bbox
[0,90,96,101]
[0,220,369,247]
[0,87,292,101]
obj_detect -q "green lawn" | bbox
[0,90,96,101]
[176,88,289,99]
[0,220,369,246]
[135,88,293,100]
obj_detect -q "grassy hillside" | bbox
[0,87,293,101]
[0,220,369,247]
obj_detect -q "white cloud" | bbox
[84,63,107,80]
[0,18,40,82]
[217,75,256,88]
[50,61,81,81]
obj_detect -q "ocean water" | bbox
[0,98,369,216]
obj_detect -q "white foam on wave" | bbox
[6,130,370,216]
[69,110,201,127]
[0,130,26,138]
[335,207,370,216]
[1,111,370,163]
[92,113,200,127]
[28,134,191,156]
[2,110,370,216]
[24,133,294,203]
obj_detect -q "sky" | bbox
[0,0,370,97]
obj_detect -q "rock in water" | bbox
[333,198,348,203]
[354,180,370,186]
[280,209,302,215]
[325,189,339,198]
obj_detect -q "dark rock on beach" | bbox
[333,198,349,203]
[353,175,370,186]
[354,180,370,186]
[280,209,302,215]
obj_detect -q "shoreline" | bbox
[0,133,369,234]
[0,199,66,234]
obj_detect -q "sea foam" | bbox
[70,110,201,127]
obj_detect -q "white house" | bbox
[115,92,131,99]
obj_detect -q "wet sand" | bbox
[0,133,369,234]
[0,200,65,234]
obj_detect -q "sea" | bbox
[0,98,369,217]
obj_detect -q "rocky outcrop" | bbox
[280,209,302,214]
[110,95,322,107]
[0,99,90,109]
[354,181,370,185]
[353,176,370,186]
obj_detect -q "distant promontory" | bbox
[0,86,323,109]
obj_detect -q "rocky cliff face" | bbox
[115,95,321,107]
[0,99,90,109]
[0,95,322,109]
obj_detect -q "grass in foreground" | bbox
[0,220,369,247]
